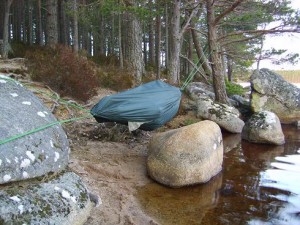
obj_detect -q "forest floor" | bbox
[0,58,198,225]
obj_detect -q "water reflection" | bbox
[223,132,241,153]
[137,173,222,225]
[138,125,300,225]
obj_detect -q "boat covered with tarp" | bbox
[91,80,182,131]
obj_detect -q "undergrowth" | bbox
[225,80,245,97]
[96,67,134,91]
[26,45,99,102]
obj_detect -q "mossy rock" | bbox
[0,172,92,225]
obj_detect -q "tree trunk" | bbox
[168,0,181,84]
[106,15,112,55]
[12,0,25,42]
[256,36,264,70]
[58,0,67,45]
[206,0,229,104]
[0,1,3,40]
[148,0,155,67]
[227,56,233,82]
[190,23,212,77]
[86,32,91,55]
[164,2,169,69]
[72,0,79,52]
[94,14,104,57]
[124,1,144,85]
[155,7,161,79]
[143,28,147,65]
[99,15,105,55]
[18,1,24,42]
[188,31,193,75]
[118,2,124,69]
[36,0,43,45]
[110,15,115,55]
[2,0,13,58]
[122,12,128,59]
[27,0,33,45]
[46,0,58,46]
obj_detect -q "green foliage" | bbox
[183,118,197,126]
[219,0,300,75]
[25,45,99,102]
[273,53,299,65]
[225,80,245,97]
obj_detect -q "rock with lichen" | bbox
[185,83,245,133]
[242,111,285,145]
[250,69,300,124]
[196,96,245,133]
[147,120,223,188]
[186,82,215,100]
[0,75,69,184]
[0,75,94,224]
[0,172,93,225]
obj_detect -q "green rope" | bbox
[180,60,201,91]
[0,114,92,146]
[0,75,93,145]
[28,87,90,113]
[0,75,19,84]
[180,47,212,91]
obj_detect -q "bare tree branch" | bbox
[219,26,300,44]
[180,54,210,83]
[214,0,245,25]
[180,2,201,37]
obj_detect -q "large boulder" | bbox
[185,82,246,108]
[0,75,94,224]
[0,75,69,184]
[147,120,223,188]
[0,172,92,225]
[196,96,245,133]
[250,69,300,123]
[242,111,285,145]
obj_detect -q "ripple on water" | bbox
[254,151,300,225]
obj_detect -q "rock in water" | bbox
[147,120,223,188]
[250,69,300,123]
[242,111,285,145]
[0,75,69,184]
[0,172,93,225]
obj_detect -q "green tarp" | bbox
[91,80,182,131]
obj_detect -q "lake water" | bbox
[239,82,300,88]
[137,125,300,225]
